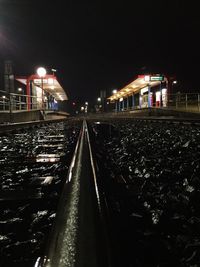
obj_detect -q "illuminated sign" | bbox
[34,78,55,84]
[150,75,164,81]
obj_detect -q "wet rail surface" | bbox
[88,118,200,267]
[0,120,81,266]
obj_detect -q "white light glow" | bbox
[48,78,54,84]
[112,89,117,94]
[119,97,123,102]
[37,67,46,77]
[156,91,161,101]
[141,87,148,95]
[144,75,150,82]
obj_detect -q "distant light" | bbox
[81,106,84,111]
[37,67,46,77]
[119,97,123,102]
[173,80,177,84]
[51,68,57,72]
[72,102,76,106]
[85,101,88,105]
[97,97,101,102]
[144,75,150,82]
[112,89,117,94]
[106,102,109,104]
[2,95,6,99]
[18,88,22,92]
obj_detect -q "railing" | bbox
[0,92,40,111]
[167,93,200,112]
[119,93,200,113]
[0,90,54,111]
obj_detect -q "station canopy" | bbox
[108,74,167,101]
[16,74,68,101]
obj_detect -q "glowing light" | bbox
[162,88,167,94]
[37,67,46,77]
[85,102,88,105]
[141,87,148,95]
[18,88,22,92]
[119,97,123,102]
[112,89,117,94]
[48,78,54,84]
[97,97,101,102]
[156,91,161,101]
[144,75,150,82]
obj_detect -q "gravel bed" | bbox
[91,119,200,267]
[0,121,80,266]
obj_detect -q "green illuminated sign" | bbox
[150,76,164,81]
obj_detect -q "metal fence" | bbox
[167,93,200,112]
[119,93,200,113]
[0,91,43,111]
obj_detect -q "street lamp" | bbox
[97,97,101,102]
[37,67,46,109]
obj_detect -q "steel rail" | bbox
[35,120,111,267]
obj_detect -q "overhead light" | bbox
[37,67,46,77]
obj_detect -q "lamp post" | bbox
[37,67,46,110]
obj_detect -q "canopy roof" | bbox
[108,74,168,101]
[16,74,68,101]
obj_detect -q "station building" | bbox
[108,74,169,112]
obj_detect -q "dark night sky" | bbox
[0,0,200,105]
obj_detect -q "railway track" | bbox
[1,116,200,267]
